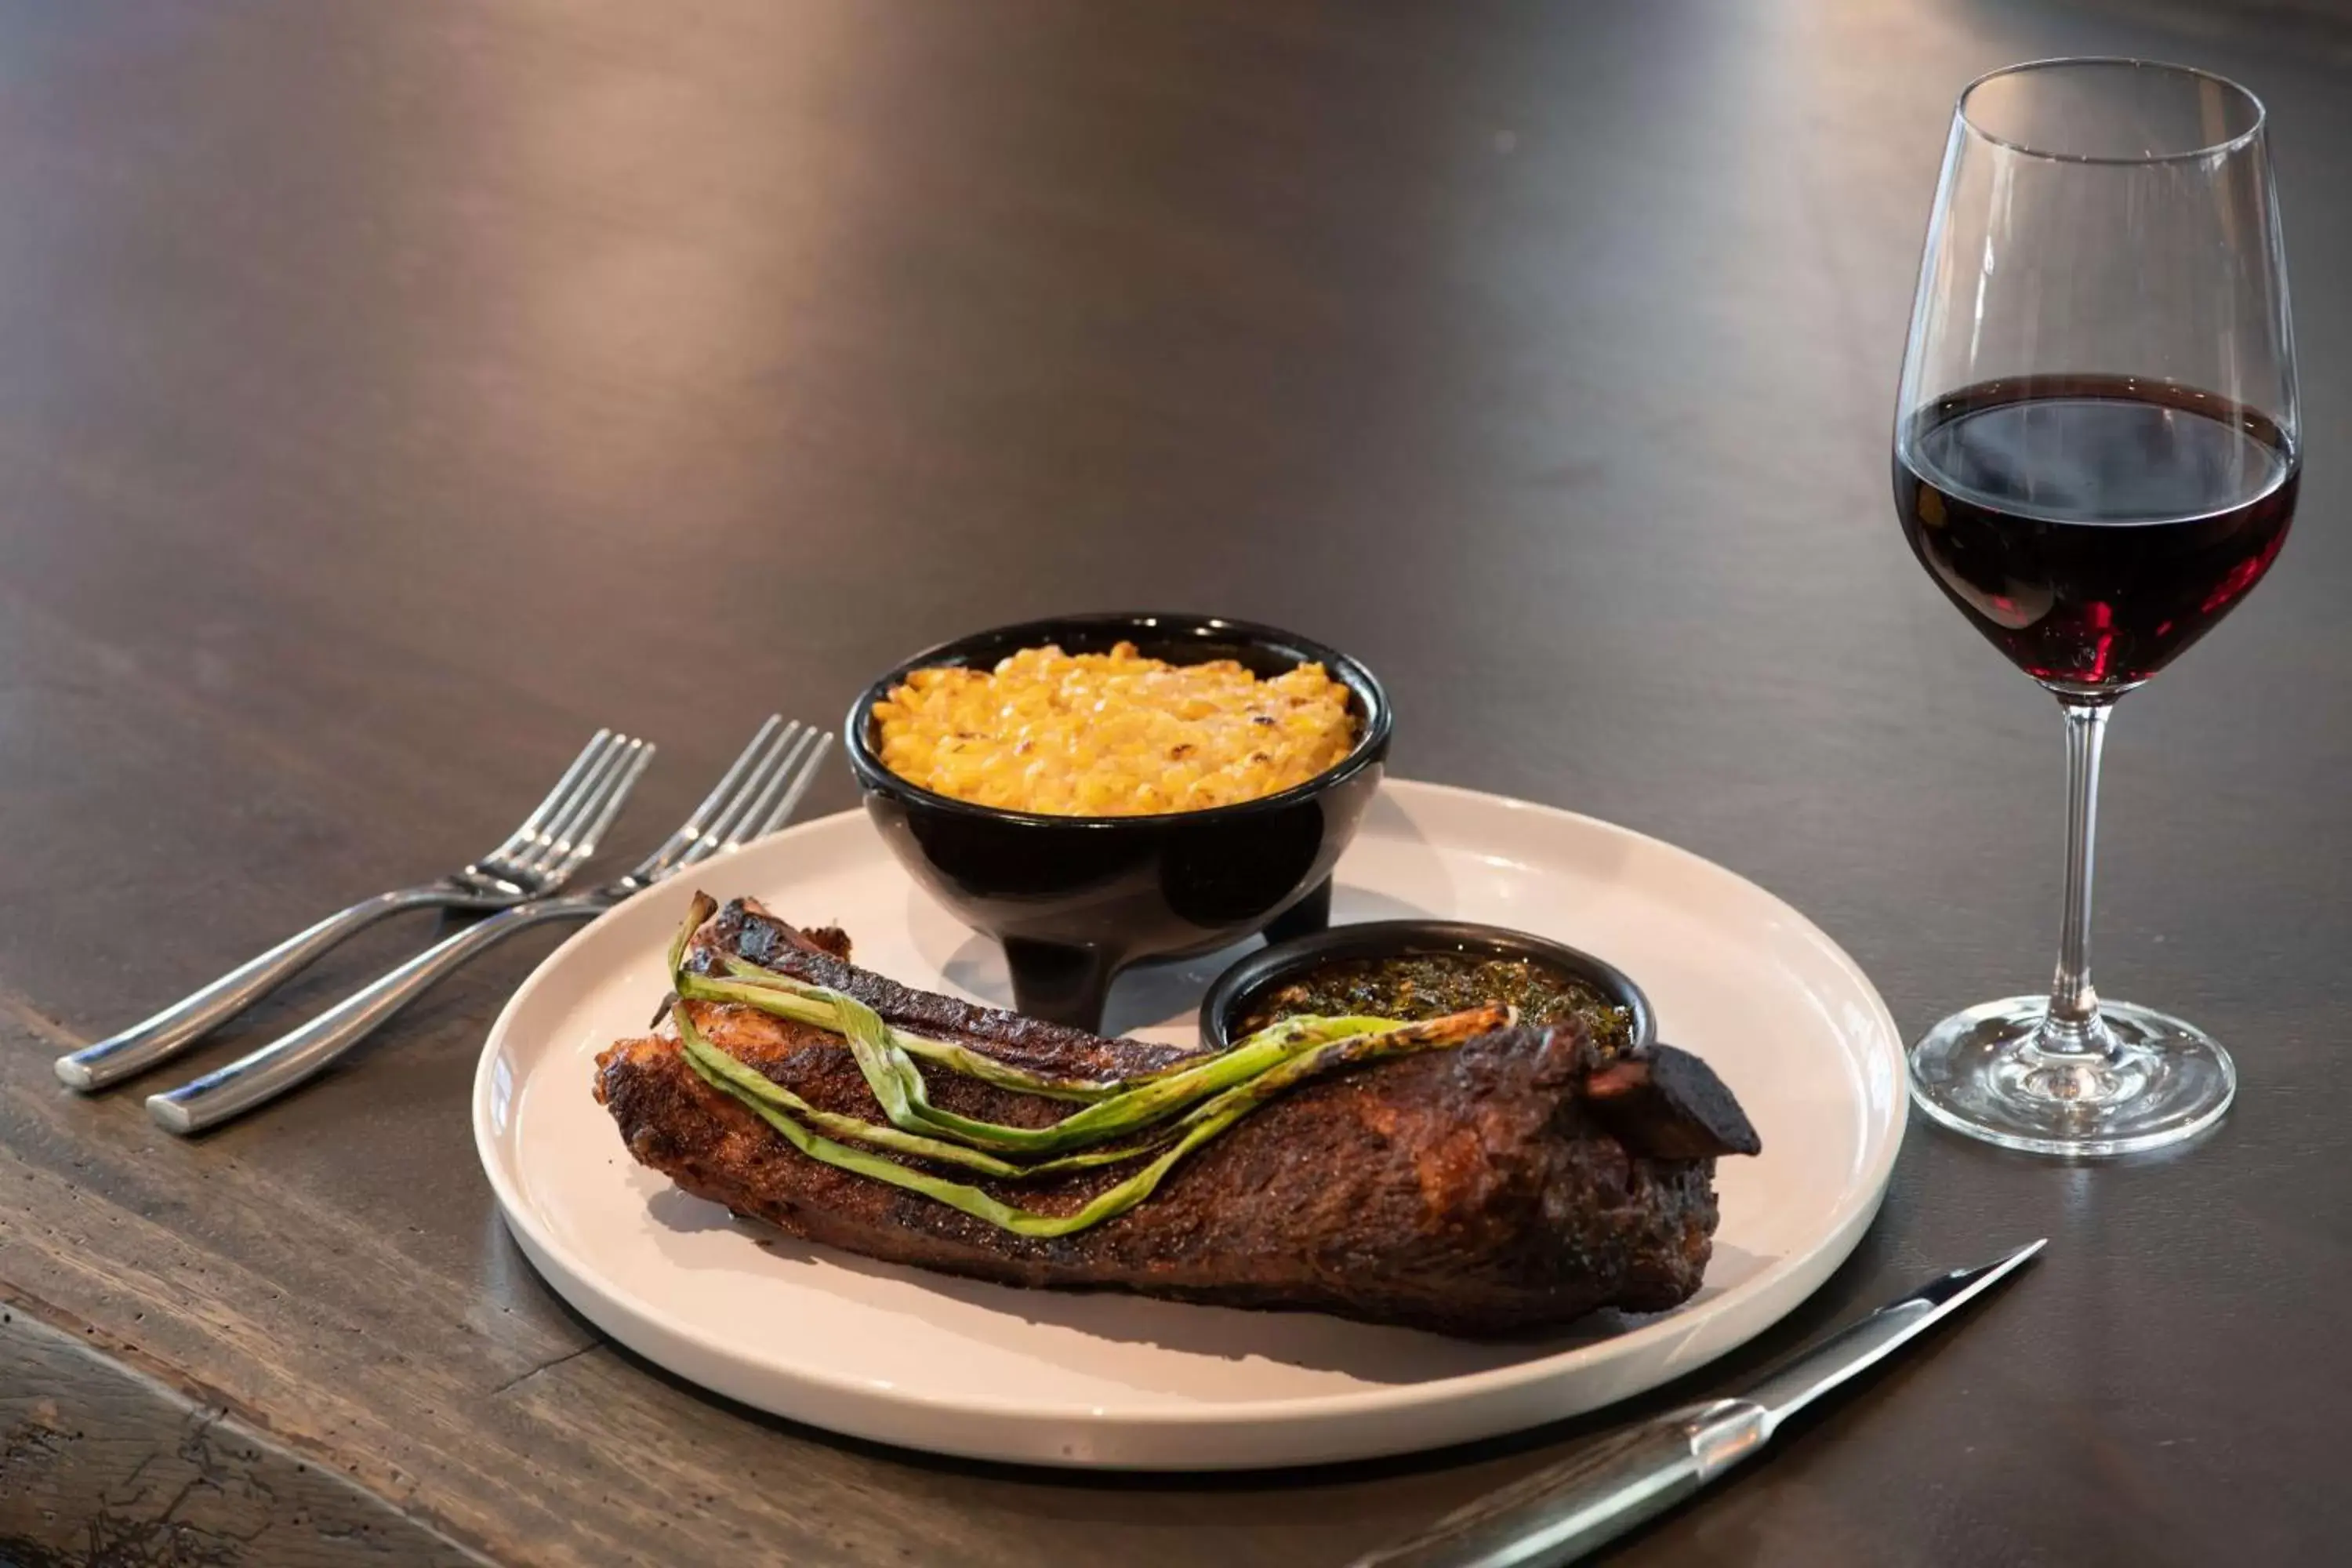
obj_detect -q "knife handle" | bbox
[1349,1399,1768,1568]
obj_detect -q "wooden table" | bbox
[4,1,2347,1563]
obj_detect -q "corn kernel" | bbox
[874,641,1355,816]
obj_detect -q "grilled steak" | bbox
[595,898,1760,1338]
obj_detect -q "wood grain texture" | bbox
[0,0,2347,1564]
[0,1302,489,1567]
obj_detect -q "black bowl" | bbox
[1197,919,1654,1053]
[844,612,1392,1032]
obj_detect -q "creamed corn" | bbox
[873,641,1356,816]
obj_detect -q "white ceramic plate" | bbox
[474,779,1904,1469]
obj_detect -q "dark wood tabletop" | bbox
[3,0,2348,1563]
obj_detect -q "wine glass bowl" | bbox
[1896,376,2297,699]
[1893,59,2298,1156]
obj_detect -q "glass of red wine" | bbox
[1893,59,2299,1156]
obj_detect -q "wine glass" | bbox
[1893,59,2299,1156]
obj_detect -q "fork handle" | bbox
[145,896,607,1134]
[55,887,457,1091]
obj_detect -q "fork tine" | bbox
[483,730,614,866]
[627,716,784,878]
[506,735,625,877]
[632,717,789,880]
[515,736,637,880]
[695,722,803,855]
[724,727,826,851]
[481,733,626,881]
[544,739,655,878]
[753,731,833,839]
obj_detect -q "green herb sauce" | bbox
[1240,953,1633,1056]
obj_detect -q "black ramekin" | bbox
[844,612,1392,1033]
[1196,918,1654,1052]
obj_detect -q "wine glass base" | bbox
[1908,996,2236,1156]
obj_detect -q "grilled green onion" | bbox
[712,959,1127,1101]
[660,899,1512,1236]
[678,1002,1503,1237]
[675,961,1404,1155]
[681,1018,1182,1178]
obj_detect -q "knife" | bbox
[1349,1239,2046,1568]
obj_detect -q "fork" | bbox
[56,729,655,1092]
[146,715,833,1134]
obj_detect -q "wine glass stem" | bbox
[2045,701,2113,1054]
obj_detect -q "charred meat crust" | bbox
[1584,1046,1764,1160]
[597,899,1755,1337]
[694,898,1203,1083]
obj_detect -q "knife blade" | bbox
[1349,1239,2046,1568]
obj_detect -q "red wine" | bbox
[1895,376,2298,695]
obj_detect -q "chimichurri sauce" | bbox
[1240,952,1633,1056]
